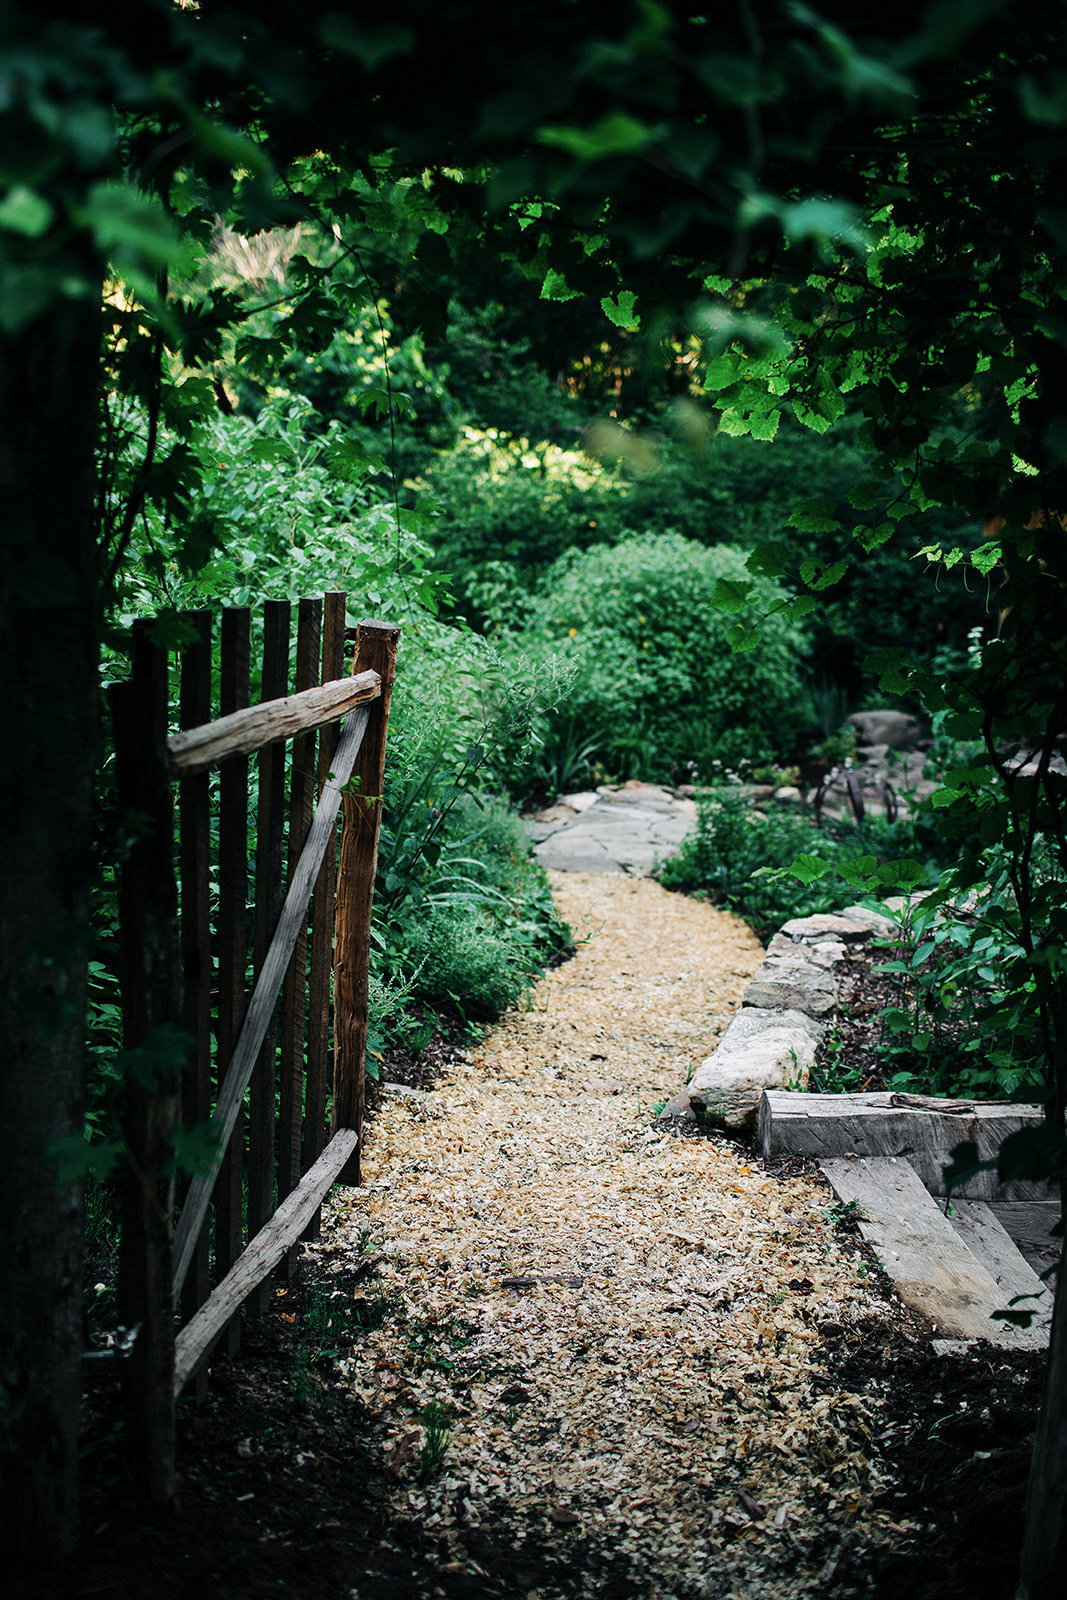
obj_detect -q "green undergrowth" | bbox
[657,781,937,943]
[661,782,1049,1105]
[373,791,571,1040]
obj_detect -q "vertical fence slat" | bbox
[303,592,346,1236]
[248,599,290,1315]
[178,609,213,1337]
[333,619,400,1185]
[216,606,251,1357]
[111,621,182,1505]
[279,600,321,1268]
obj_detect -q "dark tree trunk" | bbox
[0,298,101,1562]
[1017,1238,1067,1599]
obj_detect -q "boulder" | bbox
[846,710,922,749]
[742,946,846,1017]
[688,1008,821,1132]
[780,911,885,943]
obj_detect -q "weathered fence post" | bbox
[279,598,322,1221]
[110,622,184,1505]
[304,591,346,1237]
[248,600,289,1315]
[333,619,400,1183]
[178,609,212,1340]
[215,606,250,1357]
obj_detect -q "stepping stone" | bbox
[821,1155,1049,1350]
[525,783,697,876]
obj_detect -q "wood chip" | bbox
[317,872,919,1599]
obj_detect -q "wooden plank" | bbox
[821,1156,1048,1349]
[304,592,346,1236]
[110,624,182,1506]
[178,608,213,1330]
[759,1089,1050,1200]
[214,607,250,1357]
[333,620,401,1184]
[279,600,321,1261]
[166,672,380,775]
[946,1199,1055,1339]
[171,702,371,1297]
[988,1200,1063,1275]
[173,1129,358,1397]
[247,601,290,1315]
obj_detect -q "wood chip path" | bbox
[320,873,918,1599]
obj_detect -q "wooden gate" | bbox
[109,592,399,1499]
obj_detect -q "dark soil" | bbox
[826,1329,1046,1600]
[810,941,902,1096]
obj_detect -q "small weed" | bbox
[291,1272,395,1400]
[405,1310,476,1371]
[824,1197,864,1230]
[809,1021,866,1094]
[784,1046,805,1093]
[417,1400,452,1480]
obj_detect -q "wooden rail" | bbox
[173,1129,358,1395]
[166,671,380,775]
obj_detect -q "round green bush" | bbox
[522,534,812,779]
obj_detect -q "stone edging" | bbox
[670,905,897,1131]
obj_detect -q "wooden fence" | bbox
[109,592,398,1500]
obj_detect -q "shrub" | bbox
[515,534,812,784]
[398,904,528,1020]
[381,794,570,1021]
[659,784,939,942]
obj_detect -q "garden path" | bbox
[322,871,923,1599]
[525,782,697,875]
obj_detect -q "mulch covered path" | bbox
[62,873,1046,1600]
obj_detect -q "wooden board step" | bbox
[820,1156,1051,1351]
[761,1089,1050,1200]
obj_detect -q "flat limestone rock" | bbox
[760,1089,1050,1200]
[742,954,843,1017]
[779,912,885,943]
[838,904,898,938]
[765,930,847,970]
[821,1156,1048,1349]
[689,1009,821,1130]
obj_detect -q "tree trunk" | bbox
[1017,1236,1067,1599]
[0,299,101,1563]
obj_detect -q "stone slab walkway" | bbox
[524,783,697,876]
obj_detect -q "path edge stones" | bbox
[684,907,895,1132]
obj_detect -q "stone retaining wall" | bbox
[683,906,896,1131]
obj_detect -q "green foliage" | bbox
[659,783,936,943]
[111,396,447,628]
[658,786,849,939]
[418,429,610,621]
[872,873,1050,1103]
[417,1400,452,1480]
[516,534,811,782]
[379,792,571,1022]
